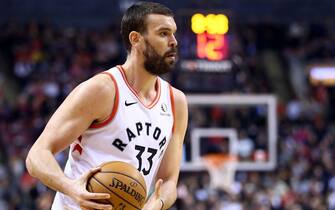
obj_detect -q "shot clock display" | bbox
[177,12,232,72]
[191,13,229,61]
[176,11,234,92]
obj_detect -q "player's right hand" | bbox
[68,167,113,210]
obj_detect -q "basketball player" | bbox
[26,2,188,210]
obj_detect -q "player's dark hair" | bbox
[120,1,174,53]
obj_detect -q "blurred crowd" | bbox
[0,21,124,209]
[0,19,335,210]
[175,22,335,210]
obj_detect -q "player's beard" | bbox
[143,39,177,76]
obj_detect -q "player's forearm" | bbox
[159,180,177,209]
[26,148,73,195]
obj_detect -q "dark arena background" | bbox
[1,0,335,209]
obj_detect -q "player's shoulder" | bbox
[169,85,188,130]
[169,85,187,108]
[88,67,119,90]
[75,68,118,102]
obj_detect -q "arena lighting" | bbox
[309,66,335,86]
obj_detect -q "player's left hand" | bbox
[142,179,164,210]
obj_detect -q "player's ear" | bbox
[129,31,142,48]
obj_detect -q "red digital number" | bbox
[196,33,228,61]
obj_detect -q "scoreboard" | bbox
[176,11,235,92]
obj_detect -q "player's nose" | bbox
[169,34,178,48]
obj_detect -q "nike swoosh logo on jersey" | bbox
[125,100,138,106]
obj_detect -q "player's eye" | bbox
[160,31,168,37]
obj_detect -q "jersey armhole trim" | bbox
[89,72,119,129]
[169,85,175,133]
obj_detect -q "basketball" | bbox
[87,161,147,210]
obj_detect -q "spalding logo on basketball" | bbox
[87,161,147,210]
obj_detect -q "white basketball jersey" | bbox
[52,66,175,209]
